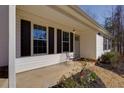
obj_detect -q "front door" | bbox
[75,34,80,59]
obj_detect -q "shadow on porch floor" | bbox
[0,66,8,88]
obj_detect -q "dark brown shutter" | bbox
[57,29,62,53]
[21,20,31,56]
[70,32,73,52]
[48,27,54,54]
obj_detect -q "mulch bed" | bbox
[75,58,96,62]
[51,69,105,88]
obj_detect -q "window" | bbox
[103,37,107,50]
[70,32,73,52]
[33,24,47,54]
[48,27,54,54]
[57,29,62,53]
[63,32,69,52]
[108,39,111,49]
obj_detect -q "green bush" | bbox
[98,51,120,68]
[52,69,98,88]
[61,77,78,88]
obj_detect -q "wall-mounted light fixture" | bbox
[98,32,101,35]
[73,28,76,33]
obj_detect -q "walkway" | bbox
[87,62,124,88]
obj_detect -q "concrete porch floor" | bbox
[0,79,8,88]
[16,61,83,88]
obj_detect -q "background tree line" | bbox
[104,5,124,55]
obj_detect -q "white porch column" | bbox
[9,5,16,88]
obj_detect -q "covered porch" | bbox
[15,5,99,73]
[16,61,83,88]
[8,5,111,87]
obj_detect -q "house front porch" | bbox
[16,60,124,88]
[11,5,112,87]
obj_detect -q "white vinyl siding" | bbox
[96,33,111,59]
[16,8,74,73]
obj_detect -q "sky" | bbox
[79,5,115,26]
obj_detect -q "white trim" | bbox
[31,22,33,56]
[54,28,57,54]
[69,32,70,52]
[9,5,16,88]
[73,32,75,55]
[61,30,63,53]
[46,26,48,54]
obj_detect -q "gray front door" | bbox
[75,34,80,59]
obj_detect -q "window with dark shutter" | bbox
[48,27,54,54]
[70,32,73,52]
[57,29,62,53]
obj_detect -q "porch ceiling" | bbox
[16,5,111,37]
[17,5,97,33]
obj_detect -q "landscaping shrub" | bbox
[51,69,99,88]
[97,51,120,68]
[79,57,96,62]
[110,52,120,69]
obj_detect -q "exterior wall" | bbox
[96,33,111,59]
[80,30,96,59]
[16,6,110,72]
[80,31,111,60]
[16,8,79,73]
[16,53,73,73]
[0,6,9,67]
[96,34,104,59]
